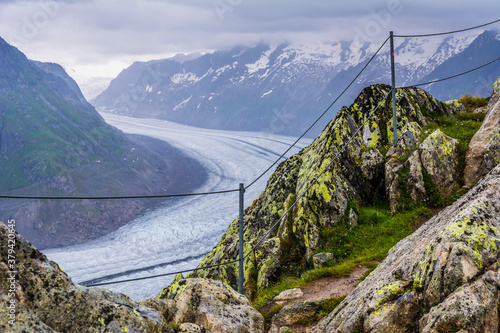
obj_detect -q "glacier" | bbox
[43,114,312,300]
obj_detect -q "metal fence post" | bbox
[390,31,397,146]
[238,183,245,294]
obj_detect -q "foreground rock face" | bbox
[314,164,500,332]
[187,84,452,293]
[0,221,173,332]
[158,277,264,333]
[465,76,500,186]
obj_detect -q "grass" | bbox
[253,204,433,311]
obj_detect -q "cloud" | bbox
[0,0,499,93]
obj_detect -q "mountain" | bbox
[92,30,499,136]
[0,37,204,249]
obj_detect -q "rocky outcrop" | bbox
[385,128,460,212]
[419,129,460,196]
[465,75,500,186]
[184,84,452,294]
[158,277,264,333]
[313,164,500,332]
[0,221,173,332]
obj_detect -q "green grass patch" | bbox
[456,111,485,122]
[252,205,432,310]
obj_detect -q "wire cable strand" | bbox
[394,18,500,38]
[81,258,239,287]
[0,188,239,200]
[244,89,393,259]
[244,36,390,190]
[405,56,500,88]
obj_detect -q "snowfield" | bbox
[43,113,312,300]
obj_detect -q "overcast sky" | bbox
[0,0,499,97]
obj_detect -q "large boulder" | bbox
[158,278,264,333]
[465,75,500,186]
[419,129,460,196]
[313,164,500,332]
[0,221,173,332]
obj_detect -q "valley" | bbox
[43,114,312,300]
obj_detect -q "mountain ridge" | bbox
[0,36,206,249]
[92,30,500,136]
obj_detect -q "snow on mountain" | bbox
[92,30,499,136]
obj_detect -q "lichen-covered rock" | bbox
[465,75,500,186]
[419,271,499,332]
[158,278,264,333]
[405,150,426,204]
[313,164,500,333]
[184,84,453,294]
[445,99,465,114]
[272,301,320,328]
[474,106,487,113]
[0,221,173,333]
[360,148,384,181]
[273,288,304,304]
[385,157,404,212]
[394,122,422,156]
[419,129,460,196]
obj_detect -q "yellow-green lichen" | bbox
[375,281,403,308]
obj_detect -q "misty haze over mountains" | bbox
[92,30,500,136]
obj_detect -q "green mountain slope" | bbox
[0,37,203,249]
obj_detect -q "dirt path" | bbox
[299,265,370,302]
[262,265,371,332]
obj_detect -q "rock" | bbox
[385,157,404,212]
[273,288,304,304]
[445,99,465,114]
[347,208,358,228]
[139,297,175,322]
[313,164,500,332]
[465,75,500,186]
[404,150,426,204]
[419,272,499,332]
[269,324,280,333]
[0,221,173,332]
[178,323,203,333]
[394,122,422,156]
[419,129,460,196]
[474,106,487,113]
[312,253,334,270]
[360,148,384,181]
[159,278,264,333]
[272,301,320,328]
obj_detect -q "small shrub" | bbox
[459,94,488,112]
